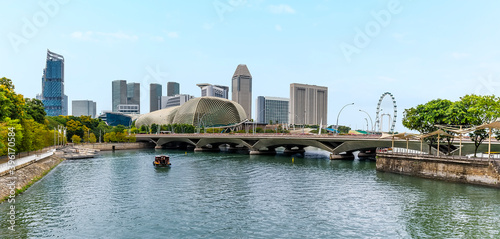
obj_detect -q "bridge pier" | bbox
[283,146,305,155]
[194,144,221,152]
[249,148,277,155]
[330,152,355,160]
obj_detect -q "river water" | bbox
[1,148,500,238]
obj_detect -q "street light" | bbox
[336,103,354,134]
[359,109,374,134]
[364,118,369,132]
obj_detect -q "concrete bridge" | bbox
[135,134,500,158]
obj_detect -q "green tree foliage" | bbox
[25,98,46,124]
[66,119,83,141]
[71,135,81,144]
[403,99,453,153]
[151,123,158,134]
[0,78,26,121]
[89,133,97,143]
[403,95,500,157]
[337,125,351,134]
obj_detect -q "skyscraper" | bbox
[232,64,252,119]
[112,80,127,112]
[127,82,140,113]
[289,83,328,126]
[150,83,162,112]
[161,94,194,109]
[72,100,97,118]
[256,96,289,124]
[112,80,140,114]
[197,83,229,99]
[40,49,68,116]
[167,82,180,96]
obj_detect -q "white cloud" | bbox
[275,24,282,31]
[167,32,179,38]
[70,31,138,42]
[268,4,295,14]
[451,52,469,59]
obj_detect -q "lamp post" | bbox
[364,118,369,132]
[336,103,354,134]
[359,109,374,134]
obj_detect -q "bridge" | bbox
[135,134,500,158]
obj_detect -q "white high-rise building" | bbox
[289,83,328,126]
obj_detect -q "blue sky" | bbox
[2,0,500,132]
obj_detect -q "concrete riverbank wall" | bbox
[376,154,500,188]
[0,155,65,202]
[76,142,155,151]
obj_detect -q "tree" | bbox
[25,98,46,124]
[103,133,111,143]
[0,78,26,121]
[448,95,500,157]
[151,123,158,134]
[403,99,453,153]
[89,133,97,143]
[66,119,83,141]
[337,125,351,134]
[71,135,81,144]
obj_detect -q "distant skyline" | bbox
[3,1,500,131]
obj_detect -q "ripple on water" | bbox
[1,149,500,238]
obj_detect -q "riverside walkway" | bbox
[0,149,56,176]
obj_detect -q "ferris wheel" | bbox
[374,92,397,133]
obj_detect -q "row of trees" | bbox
[403,94,500,156]
[0,77,57,156]
[48,116,136,144]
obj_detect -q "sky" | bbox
[2,0,500,132]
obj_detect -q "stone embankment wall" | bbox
[0,156,64,201]
[76,142,155,151]
[376,154,500,188]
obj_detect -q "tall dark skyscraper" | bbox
[40,49,68,116]
[127,82,140,112]
[112,80,127,112]
[167,82,180,96]
[112,80,140,114]
[232,64,252,119]
[150,83,162,112]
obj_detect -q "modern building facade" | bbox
[150,83,162,112]
[232,64,252,119]
[40,50,68,116]
[256,96,289,124]
[161,94,194,109]
[98,112,133,127]
[72,100,97,118]
[289,83,328,126]
[197,83,229,99]
[167,82,180,96]
[127,82,140,112]
[112,80,127,112]
[136,97,247,128]
[112,80,140,114]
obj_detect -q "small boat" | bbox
[153,155,171,167]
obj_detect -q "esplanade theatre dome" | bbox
[135,97,248,128]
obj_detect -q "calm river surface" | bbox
[1,148,500,238]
